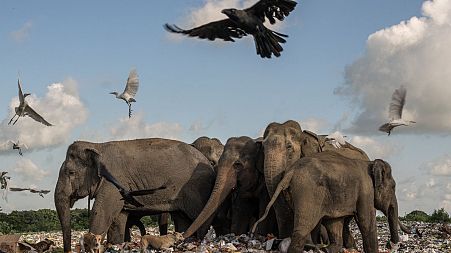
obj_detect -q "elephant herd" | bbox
[55,120,404,253]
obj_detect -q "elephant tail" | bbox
[251,169,294,235]
[398,219,412,234]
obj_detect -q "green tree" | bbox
[404,210,430,222]
[430,208,451,223]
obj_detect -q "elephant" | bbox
[254,151,400,253]
[182,136,277,238]
[54,138,216,253]
[116,136,226,241]
[260,120,304,238]
[261,121,376,240]
[191,136,224,167]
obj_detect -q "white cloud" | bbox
[336,0,451,135]
[11,159,49,183]
[425,153,451,176]
[10,21,33,42]
[301,117,329,133]
[109,113,183,140]
[348,136,400,160]
[0,78,88,154]
[426,177,436,188]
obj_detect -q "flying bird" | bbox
[9,187,51,198]
[8,140,28,156]
[379,86,416,135]
[110,69,139,118]
[164,0,297,58]
[325,131,347,149]
[8,79,53,126]
[0,172,10,190]
[1,172,11,201]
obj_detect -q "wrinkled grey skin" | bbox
[191,136,224,167]
[262,121,373,240]
[110,136,226,242]
[190,136,233,235]
[183,136,277,238]
[54,139,215,253]
[258,152,399,253]
[261,120,303,238]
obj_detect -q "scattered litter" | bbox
[2,220,450,252]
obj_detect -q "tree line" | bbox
[0,208,448,234]
[0,209,160,234]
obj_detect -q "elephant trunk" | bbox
[55,168,73,253]
[183,162,236,238]
[263,144,286,197]
[387,197,400,244]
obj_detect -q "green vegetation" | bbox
[0,209,165,234]
[0,209,88,234]
[403,208,451,223]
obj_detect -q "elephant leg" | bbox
[171,212,192,233]
[89,183,124,237]
[342,217,356,249]
[108,211,128,244]
[323,218,344,253]
[289,204,323,253]
[310,222,322,244]
[137,218,146,236]
[274,197,294,238]
[158,213,169,235]
[355,207,377,253]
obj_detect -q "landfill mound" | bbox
[9,221,451,253]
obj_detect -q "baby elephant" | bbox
[254,151,400,253]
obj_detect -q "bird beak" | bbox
[221,9,229,15]
[109,92,115,95]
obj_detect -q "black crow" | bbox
[165,0,297,58]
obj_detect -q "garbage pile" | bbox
[7,221,450,252]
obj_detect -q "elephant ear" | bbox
[84,148,102,176]
[255,139,265,174]
[301,130,322,156]
[371,159,387,189]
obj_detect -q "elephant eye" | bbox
[233,161,243,170]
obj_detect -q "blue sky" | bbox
[1,0,451,215]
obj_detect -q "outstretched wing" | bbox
[388,86,406,120]
[164,19,248,42]
[246,0,297,24]
[23,105,53,126]
[18,78,24,104]
[9,187,31,192]
[29,189,50,194]
[124,69,139,98]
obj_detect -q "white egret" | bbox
[8,140,28,156]
[8,79,53,126]
[325,131,347,149]
[379,86,415,135]
[110,69,139,118]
